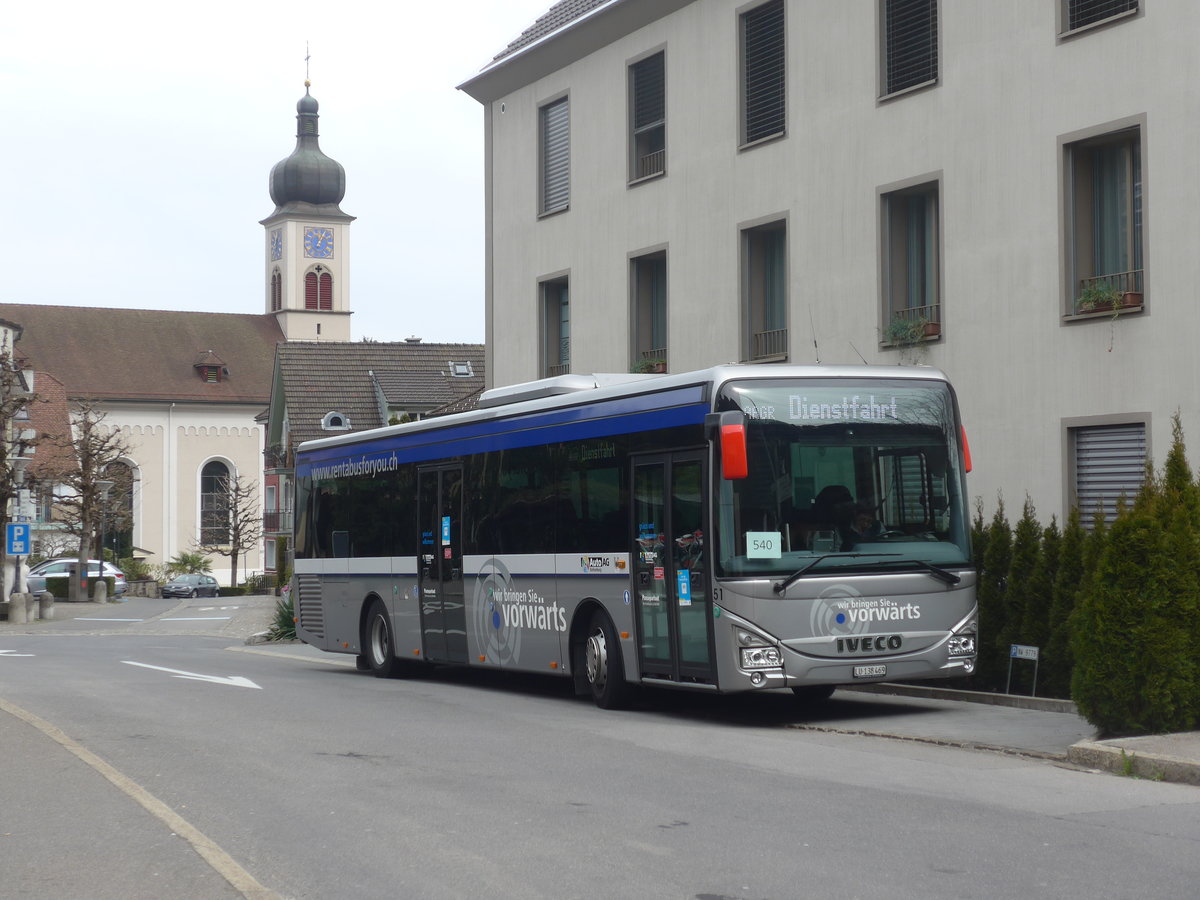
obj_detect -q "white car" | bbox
[27,558,128,597]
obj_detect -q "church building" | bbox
[1,82,356,583]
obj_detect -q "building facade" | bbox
[460,0,1188,524]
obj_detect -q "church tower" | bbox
[261,82,354,341]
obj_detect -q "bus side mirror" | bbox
[707,411,748,480]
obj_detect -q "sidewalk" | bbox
[6,597,1199,786]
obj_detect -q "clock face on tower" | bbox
[304,226,334,259]
[270,229,283,260]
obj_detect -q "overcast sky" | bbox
[2,0,555,344]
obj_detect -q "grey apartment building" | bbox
[460,0,1177,524]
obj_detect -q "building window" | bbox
[1065,127,1143,314]
[629,52,665,181]
[740,0,785,146]
[271,270,282,311]
[541,277,570,377]
[200,461,231,545]
[1070,421,1146,525]
[1062,0,1138,34]
[881,0,938,96]
[539,97,570,215]
[304,271,334,310]
[321,412,351,431]
[882,181,941,340]
[631,252,668,371]
[742,221,787,362]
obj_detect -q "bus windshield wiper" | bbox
[773,554,961,594]
[773,553,897,595]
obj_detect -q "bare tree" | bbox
[0,335,36,596]
[42,400,133,600]
[195,473,263,588]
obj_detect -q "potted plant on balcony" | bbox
[631,358,667,374]
[883,315,939,346]
[1075,282,1125,315]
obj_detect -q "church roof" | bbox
[0,304,284,405]
[266,85,350,218]
[273,341,485,447]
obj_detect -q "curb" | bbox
[1067,738,1200,786]
[843,682,1080,714]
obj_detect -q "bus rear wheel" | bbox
[363,600,402,678]
[583,612,631,709]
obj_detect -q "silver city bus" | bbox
[291,365,976,708]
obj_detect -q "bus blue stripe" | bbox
[297,389,709,476]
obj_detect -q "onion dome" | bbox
[267,84,348,214]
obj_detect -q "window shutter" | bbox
[1068,0,1138,31]
[1074,423,1146,524]
[633,54,664,131]
[742,0,785,144]
[319,272,333,310]
[885,0,937,95]
[541,98,570,213]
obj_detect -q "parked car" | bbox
[161,574,221,598]
[27,558,128,597]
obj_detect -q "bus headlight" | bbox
[740,646,782,669]
[947,634,976,657]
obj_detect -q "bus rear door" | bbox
[418,465,467,664]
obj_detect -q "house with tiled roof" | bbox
[261,340,484,541]
[0,83,370,584]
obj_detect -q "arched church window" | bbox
[200,461,231,544]
[305,269,334,311]
[271,270,282,311]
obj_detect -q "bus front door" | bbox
[417,465,467,664]
[632,452,714,684]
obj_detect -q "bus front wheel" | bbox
[583,612,631,709]
[363,600,402,678]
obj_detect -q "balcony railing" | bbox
[637,149,665,180]
[264,445,291,470]
[891,303,941,325]
[750,328,788,361]
[1079,269,1144,296]
[263,509,293,534]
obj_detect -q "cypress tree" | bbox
[974,496,1011,690]
[1023,516,1060,676]
[1071,415,1200,735]
[1000,497,1042,692]
[1045,508,1084,699]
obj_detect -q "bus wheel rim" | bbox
[586,629,607,689]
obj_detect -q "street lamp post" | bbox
[97,479,114,599]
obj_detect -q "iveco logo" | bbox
[837,635,902,653]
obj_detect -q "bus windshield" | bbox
[714,378,970,578]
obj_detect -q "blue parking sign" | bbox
[6,522,31,556]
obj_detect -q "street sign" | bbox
[1010,644,1039,660]
[6,522,31,556]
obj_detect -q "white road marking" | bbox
[162,616,232,621]
[0,649,35,657]
[121,660,261,689]
[75,617,144,622]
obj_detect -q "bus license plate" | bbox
[853,665,886,679]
